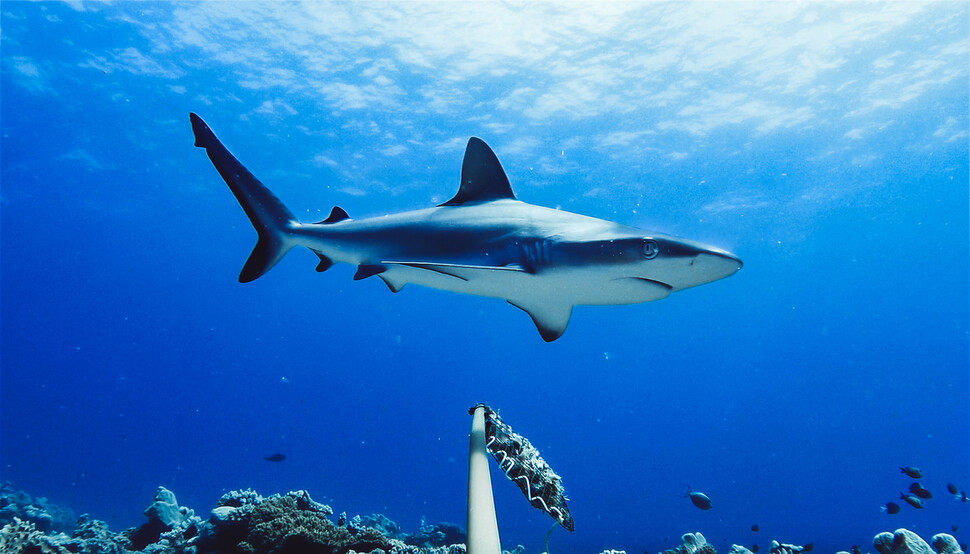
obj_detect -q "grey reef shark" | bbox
[190,113,742,341]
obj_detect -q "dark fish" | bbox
[952,525,959,533]
[263,453,286,462]
[883,502,901,514]
[751,524,759,532]
[900,493,924,509]
[752,545,759,553]
[961,491,969,503]
[803,544,814,552]
[947,483,958,495]
[900,466,923,479]
[686,488,712,510]
[851,546,861,554]
[909,482,932,499]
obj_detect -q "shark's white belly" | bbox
[377,263,670,306]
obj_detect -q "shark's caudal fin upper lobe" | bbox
[190,113,298,283]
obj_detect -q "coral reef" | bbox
[662,532,717,554]
[0,482,75,534]
[873,529,964,554]
[0,482,965,554]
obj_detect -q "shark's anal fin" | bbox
[507,300,574,342]
[354,264,386,280]
[316,206,350,224]
[312,250,333,272]
[439,137,515,206]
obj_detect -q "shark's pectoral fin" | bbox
[383,261,527,281]
[507,300,574,342]
[354,264,386,280]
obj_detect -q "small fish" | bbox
[900,466,923,479]
[263,453,286,462]
[883,502,901,514]
[851,546,861,554]
[751,524,759,532]
[900,493,924,509]
[752,545,759,553]
[961,491,969,503]
[909,482,933,499]
[685,487,712,510]
[947,483,958,495]
[952,525,959,533]
[803,544,814,552]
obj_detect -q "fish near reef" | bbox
[900,466,923,478]
[263,454,286,462]
[900,493,924,509]
[751,524,759,532]
[908,482,932,499]
[883,502,900,514]
[803,544,814,552]
[947,483,958,495]
[190,114,742,342]
[752,546,759,553]
[685,487,712,510]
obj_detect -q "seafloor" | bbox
[0,482,963,554]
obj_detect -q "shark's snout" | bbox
[699,250,743,281]
[644,239,742,291]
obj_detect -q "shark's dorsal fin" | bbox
[439,137,515,206]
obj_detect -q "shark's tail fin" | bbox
[190,113,298,283]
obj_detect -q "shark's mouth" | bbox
[628,276,673,290]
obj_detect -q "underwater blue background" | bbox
[2,2,968,552]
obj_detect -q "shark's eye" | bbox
[641,240,659,259]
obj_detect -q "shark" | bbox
[190,113,742,341]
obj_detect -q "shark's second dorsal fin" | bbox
[439,137,515,206]
[316,206,349,224]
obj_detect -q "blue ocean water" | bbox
[1,2,968,553]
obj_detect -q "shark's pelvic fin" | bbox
[439,137,515,206]
[317,206,350,224]
[190,113,297,283]
[354,264,386,280]
[378,274,405,293]
[507,300,574,342]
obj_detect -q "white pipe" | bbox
[466,405,501,554]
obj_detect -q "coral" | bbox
[0,517,71,553]
[770,540,810,554]
[0,481,75,534]
[875,529,935,554]
[127,486,203,552]
[662,532,716,554]
[359,514,401,539]
[71,514,131,553]
[403,522,466,549]
[200,490,395,554]
[730,546,755,554]
[931,534,963,554]
[216,489,264,509]
[0,485,469,554]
